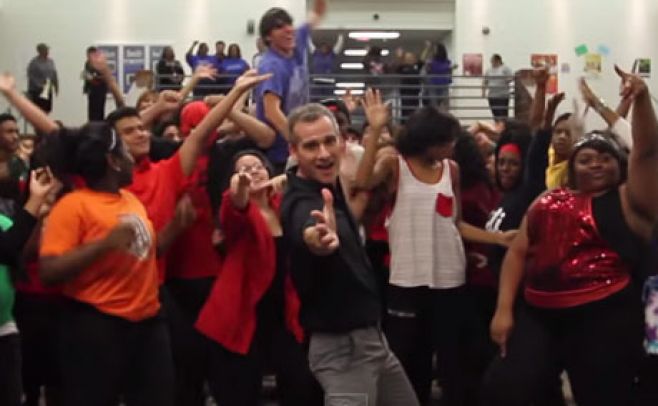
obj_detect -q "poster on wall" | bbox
[633,58,651,78]
[530,54,558,94]
[463,53,483,76]
[149,45,167,72]
[584,53,602,74]
[96,45,119,85]
[123,45,146,93]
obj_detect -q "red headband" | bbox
[499,143,522,157]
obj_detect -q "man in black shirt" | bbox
[281,103,418,406]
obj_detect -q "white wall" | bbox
[320,0,454,30]
[0,0,306,125]
[453,0,658,128]
[1,0,657,128]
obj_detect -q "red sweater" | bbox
[195,191,304,354]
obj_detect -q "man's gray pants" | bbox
[308,326,420,406]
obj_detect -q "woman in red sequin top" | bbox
[484,67,658,406]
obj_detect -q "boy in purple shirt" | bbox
[255,0,327,174]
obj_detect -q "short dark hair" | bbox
[492,54,503,63]
[232,149,274,177]
[396,107,460,157]
[553,112,572,128]
[215,41,225,46]
[288,103,339,144]
[259,8,293,45]
[86,46,97,54]
[453,131,491,189]
[0,113,17,126]
[106,107,141,128]
[37,122,122,186]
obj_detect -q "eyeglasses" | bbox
[236,163,266,173]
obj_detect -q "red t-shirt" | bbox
[127,153,189,281]
[167,156,222,279]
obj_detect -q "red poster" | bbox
[531,54,558,94]
[463,53,483,76]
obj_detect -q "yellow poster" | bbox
[584,53,602,74]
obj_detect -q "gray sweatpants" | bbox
[308,326,419,406]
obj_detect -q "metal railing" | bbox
[155,72,528,126]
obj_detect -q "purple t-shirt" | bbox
[221,58,250,85]
[311,51,336,75]
[428,59,453,86]
[256,24,311,164]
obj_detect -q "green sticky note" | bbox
[575,44,588,56]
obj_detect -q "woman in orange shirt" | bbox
[38,122,173,406]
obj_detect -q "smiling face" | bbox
[291,116,344,185]
[234,154,271,190]
[114,115,151,160]
[571,147,620,193]
[267,23,295,55]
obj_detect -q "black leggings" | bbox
[0,333,21,406]
[58,300,174,406]
[13,293,63,406]
[162,278,214,406]
[207,321,322,406]
[482,287,644,406]
[488,97,509,120]
[385,284,490,406]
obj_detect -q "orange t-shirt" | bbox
[40,188,160,322]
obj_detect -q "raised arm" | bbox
[206,91,275,149]
[178,70,271,176]
[0,73,58,134]
[543,91,565,131]
[307,0,327,28]
[354,89,395,190]
[528,68,548,131]
[139,90,182,129]
[89,51,125,108]
[333,34,345,55]
[185,41,198,68]
[579,78,622,128]
[177,64,217,101]
[617,66,658,226]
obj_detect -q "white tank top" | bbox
[387,157,466,289]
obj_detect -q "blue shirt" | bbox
[311,51,336,75]
[186,54,221,71]
[256,24,311,164]
[428,59,453,86]
[221,58,250,86]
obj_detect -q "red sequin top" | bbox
[524,188,630,308]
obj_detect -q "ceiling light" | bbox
[336,82,365,88]
[334,89,365,96]
[341,63,364,70]
[348,31,400,40]
[343,49,390,57]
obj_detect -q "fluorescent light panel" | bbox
[348,31,400,40]
[344,49,390,57]
[341,63,364,69]
[334,89,365,95]
[336,82,365,88]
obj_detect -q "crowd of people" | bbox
[1,1,658,405]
